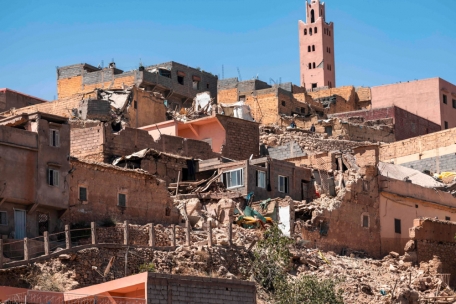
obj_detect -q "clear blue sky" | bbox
[1,0,455,100]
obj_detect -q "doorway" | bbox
[14,210,26,239]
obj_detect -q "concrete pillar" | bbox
[91,222,97,245]
[207,220,213,248]
[171,225,176,247]
[185,220,191,246]
[65,225,71,249]
[123,221,129,246]
[44,231,49,256]
[24,238,29,261]
[149,223,155,247]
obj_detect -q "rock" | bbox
[404,240,415,252]
[389,251,400,258]
[59,254,71,260]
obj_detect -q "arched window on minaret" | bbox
[308,63,312,69]
[309,28,313,35]
[308,46,311,52]
[313,62,316,68]
[311,10,315,23]
[312,45,315,51]
[304,29,307,35]
[314,27,317,34]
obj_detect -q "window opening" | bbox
[206,83,210,89]
[177,75,184,85]
[445,121,449,129]
[48,168,59,186]
[134,100,137,109]
[301,107,305,114]
[0,212,7,225]
[304,29,307,35]
[312,83,318,89]
[38,213,49,236]
[239,95,246,102]
[308,63,312,69]
[79,187,87,201]
[313,62,316,68]
[443,94,447,104]
[49,129,59,147]
[310,9,315,23]
[278,175,289,193]
[308,46,311,52]
[159,69,171,78]
[325,126,333,136]
[309,28,313,35]
[314,27,317,34]
[118,193,126,207]
[222,169,244,189]
[312,45,315,51]
[453,99,456,109]
[394,218,401,234]
[445,216,451,221]
[192,80,200,90]
[165,206,171,216]
[256,171,266,189]
[362,215,369,228]
[281,101,286,106]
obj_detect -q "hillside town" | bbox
[1,0,456,303]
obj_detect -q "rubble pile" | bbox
[290,249,455,303]
[260,125,372,153]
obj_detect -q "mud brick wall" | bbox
[217,115,259,160]
[70,122,105,161]
[379,127,456,165]
[63,159,179,226]
[0,95,82,118]
[410,219,456,286]
[217,88,238,103]
[147,273,256,304]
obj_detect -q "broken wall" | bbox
[409,219,456,286]
[0,89,46,112]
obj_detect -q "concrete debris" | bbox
[378,162,445,188]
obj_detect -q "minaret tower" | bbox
[298,0,336,90]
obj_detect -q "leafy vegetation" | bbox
[252,224,343,304]
[138,262,156,273]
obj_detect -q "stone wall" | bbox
[400,153,456,173]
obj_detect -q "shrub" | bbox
[138,262,155,273]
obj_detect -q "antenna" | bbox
[101,60,104,68]
[269,78,277,85]
[279,77,282,85]
[222,65,224,80]
[237,67,242,81]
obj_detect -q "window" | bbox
[206,83,210,89]
[325,126,333,136]
[304,29,307,35]
[394,218,401,234]
[312,83,317,89]
[165,206,171,216]
[118,193,127,207]
[223,169,244,189]
[301,107,305,114]
[453,99,456,109]
[313,62,316,68]
[79,187,87,201]
[38,213,49,236]
[177,75,184,85]
[308,46,311,52]
[281,101,286,106]
[256,171,266,189]
[134,100,137,109]
[278,175,289,193]
[312,45,315,51]
[309,28,313,35]
[443,94,447,104]
[48,168,59,186]
[308,63,312,69]
[239,95,246,102]
[314,27,317,34]
[310,9,315,23]
[49,129,60,147]
[0,211,7,225]
[445,121,449,129]
[159,69,171,78]
[445,216,451,221]
[362,214,369,228]
[192,80,200,90]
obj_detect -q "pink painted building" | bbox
[371,77,456,130]
[0,88,46,113]
[298,0,336,90]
